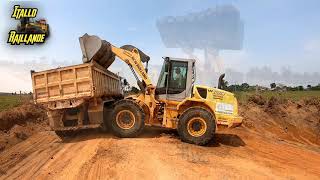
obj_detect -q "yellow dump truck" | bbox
[31,61,122,136]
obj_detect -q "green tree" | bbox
[307,85,312,90]
[270,83,276,89]
[240,83,250,91]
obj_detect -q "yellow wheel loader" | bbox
[80,34,242,145]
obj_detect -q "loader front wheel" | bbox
[178,107,216,145]
[110,100,145,138]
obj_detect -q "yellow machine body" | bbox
[128,85,242,130]
[79,34,242,132]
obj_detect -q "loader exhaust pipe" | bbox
[218,73,225,89]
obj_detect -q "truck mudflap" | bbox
[47,104,105,132]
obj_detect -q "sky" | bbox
[0,0,320,92]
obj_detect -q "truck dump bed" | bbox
[31,61,122,108]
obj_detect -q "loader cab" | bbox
[156,57,195,101]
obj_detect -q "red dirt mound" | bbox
[241,95,320,146]
[304,97,320,110]
[0,103,48,152]
[0,103,46,131]
[247,94,267,106]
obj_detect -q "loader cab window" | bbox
[156,60,188,95]
[168,61,188,94]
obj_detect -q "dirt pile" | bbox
[0,102,46,131]
[242,95,320,145]
[247,94,267,106]
[304,97,320,110]
[0,96,320,179]
[0,103,48,152]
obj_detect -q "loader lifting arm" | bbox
[79,34,154,91]
[111,45,153,88]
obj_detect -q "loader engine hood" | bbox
[193,85,234,100]
[192,85,239,115]
[191,85,242,126]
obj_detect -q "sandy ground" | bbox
[0,97,319,179]
[0,127,319,180]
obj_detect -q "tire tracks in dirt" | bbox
[0,128,319,179]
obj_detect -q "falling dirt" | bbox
[0,97,319,179]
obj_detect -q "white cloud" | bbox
[0,67,31,92]
[304,39,320,56]
[0,57,72,92]
[221,50,251,71]
[127,27,138,32]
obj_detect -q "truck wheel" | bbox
[178,107,216,145]
[110,100,145,138]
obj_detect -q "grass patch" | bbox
[234,90,320,103]
[0,95,32,112]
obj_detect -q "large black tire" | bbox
[178,107,216,145]
[109,100,145,138]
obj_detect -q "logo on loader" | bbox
[208,89,226,99]
[7,5,50,45]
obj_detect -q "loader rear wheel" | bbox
[110,100,145,138]
[178,107,216,145]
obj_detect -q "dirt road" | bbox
[0,127,319,180]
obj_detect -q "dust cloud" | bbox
[156,4,244,86]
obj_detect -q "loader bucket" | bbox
[79,33,115,68]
